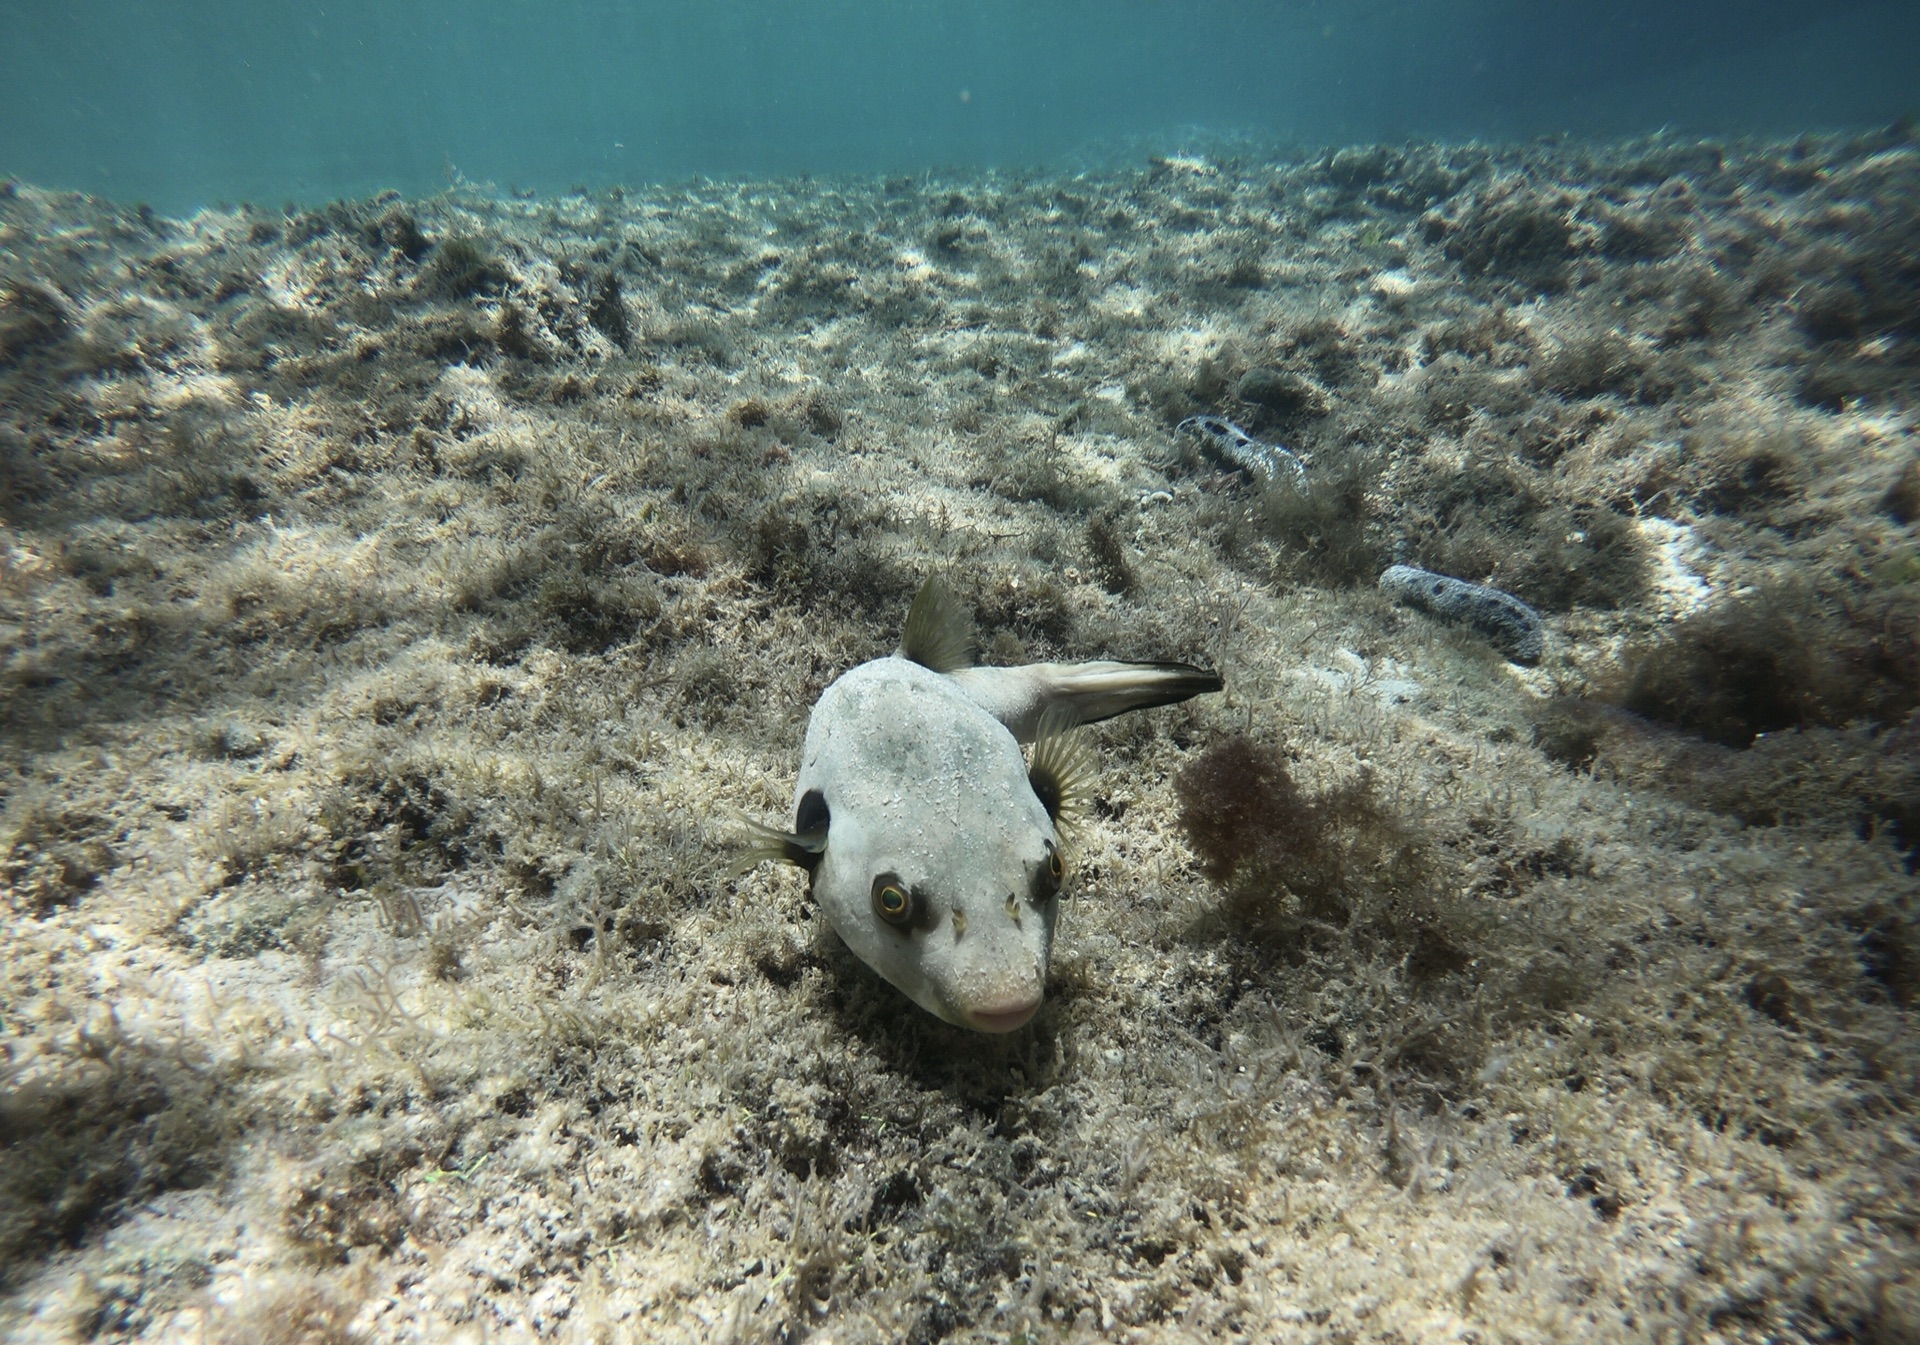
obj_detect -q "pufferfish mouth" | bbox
[963,994,1042,1033]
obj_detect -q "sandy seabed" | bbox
[2,130,1918,1342]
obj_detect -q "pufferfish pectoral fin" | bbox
[953,659,1225,743]
[730,795,829,875]
[1027,703,1094,837]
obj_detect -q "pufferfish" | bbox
[744,578,1222,1032]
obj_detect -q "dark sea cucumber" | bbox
[1176,415,1310,493]
[1378,564,1545,664]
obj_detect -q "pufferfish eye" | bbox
[1032,839,1065,901]
[871,873,917,927]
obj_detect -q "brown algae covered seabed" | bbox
[1,131,1918,1341]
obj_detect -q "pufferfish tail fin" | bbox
[952,659,1224,744]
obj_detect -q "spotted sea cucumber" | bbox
[1176,416,1310,493]
[1378,564,1545,664]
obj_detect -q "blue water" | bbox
[4,1,1917,212]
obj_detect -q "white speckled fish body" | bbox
[798,656,1060,1032]
[748,578,1223,1033]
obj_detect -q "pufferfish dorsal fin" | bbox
[1027,703,1093,842]
[900,576,976,674]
